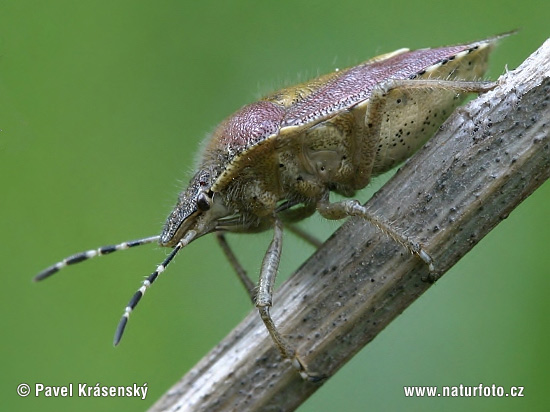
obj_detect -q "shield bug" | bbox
[35,33,506,380]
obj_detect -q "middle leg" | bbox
[317,196,434,271]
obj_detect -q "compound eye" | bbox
[196,192,211,212]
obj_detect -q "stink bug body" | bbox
[36,34,505,380]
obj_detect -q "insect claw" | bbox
[417,248,435,272]
[292,356,326,383]
[422,271,442,283]
[304,373,327,383]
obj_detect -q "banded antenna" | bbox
[34,236,161,281]
[34,232,195,345]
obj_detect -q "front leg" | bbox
[255,215,322,381]
[317,197,434,271]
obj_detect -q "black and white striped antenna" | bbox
[34,232,195,345]
[34,235,160,281]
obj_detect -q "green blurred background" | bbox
[1,1,548,411]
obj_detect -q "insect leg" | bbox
[255,216,288,353]
[382,78,496,94]
[255,216,320,381]
[215,232,256,302]
[338,78,497,270]
[34,235,161,281]
[285,224,323,249]
[317,198,434,271]
[113,230,196,345]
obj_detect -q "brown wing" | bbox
[207,36,502,192]
[281,40,495,129]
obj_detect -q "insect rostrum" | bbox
[35,34,505,380]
